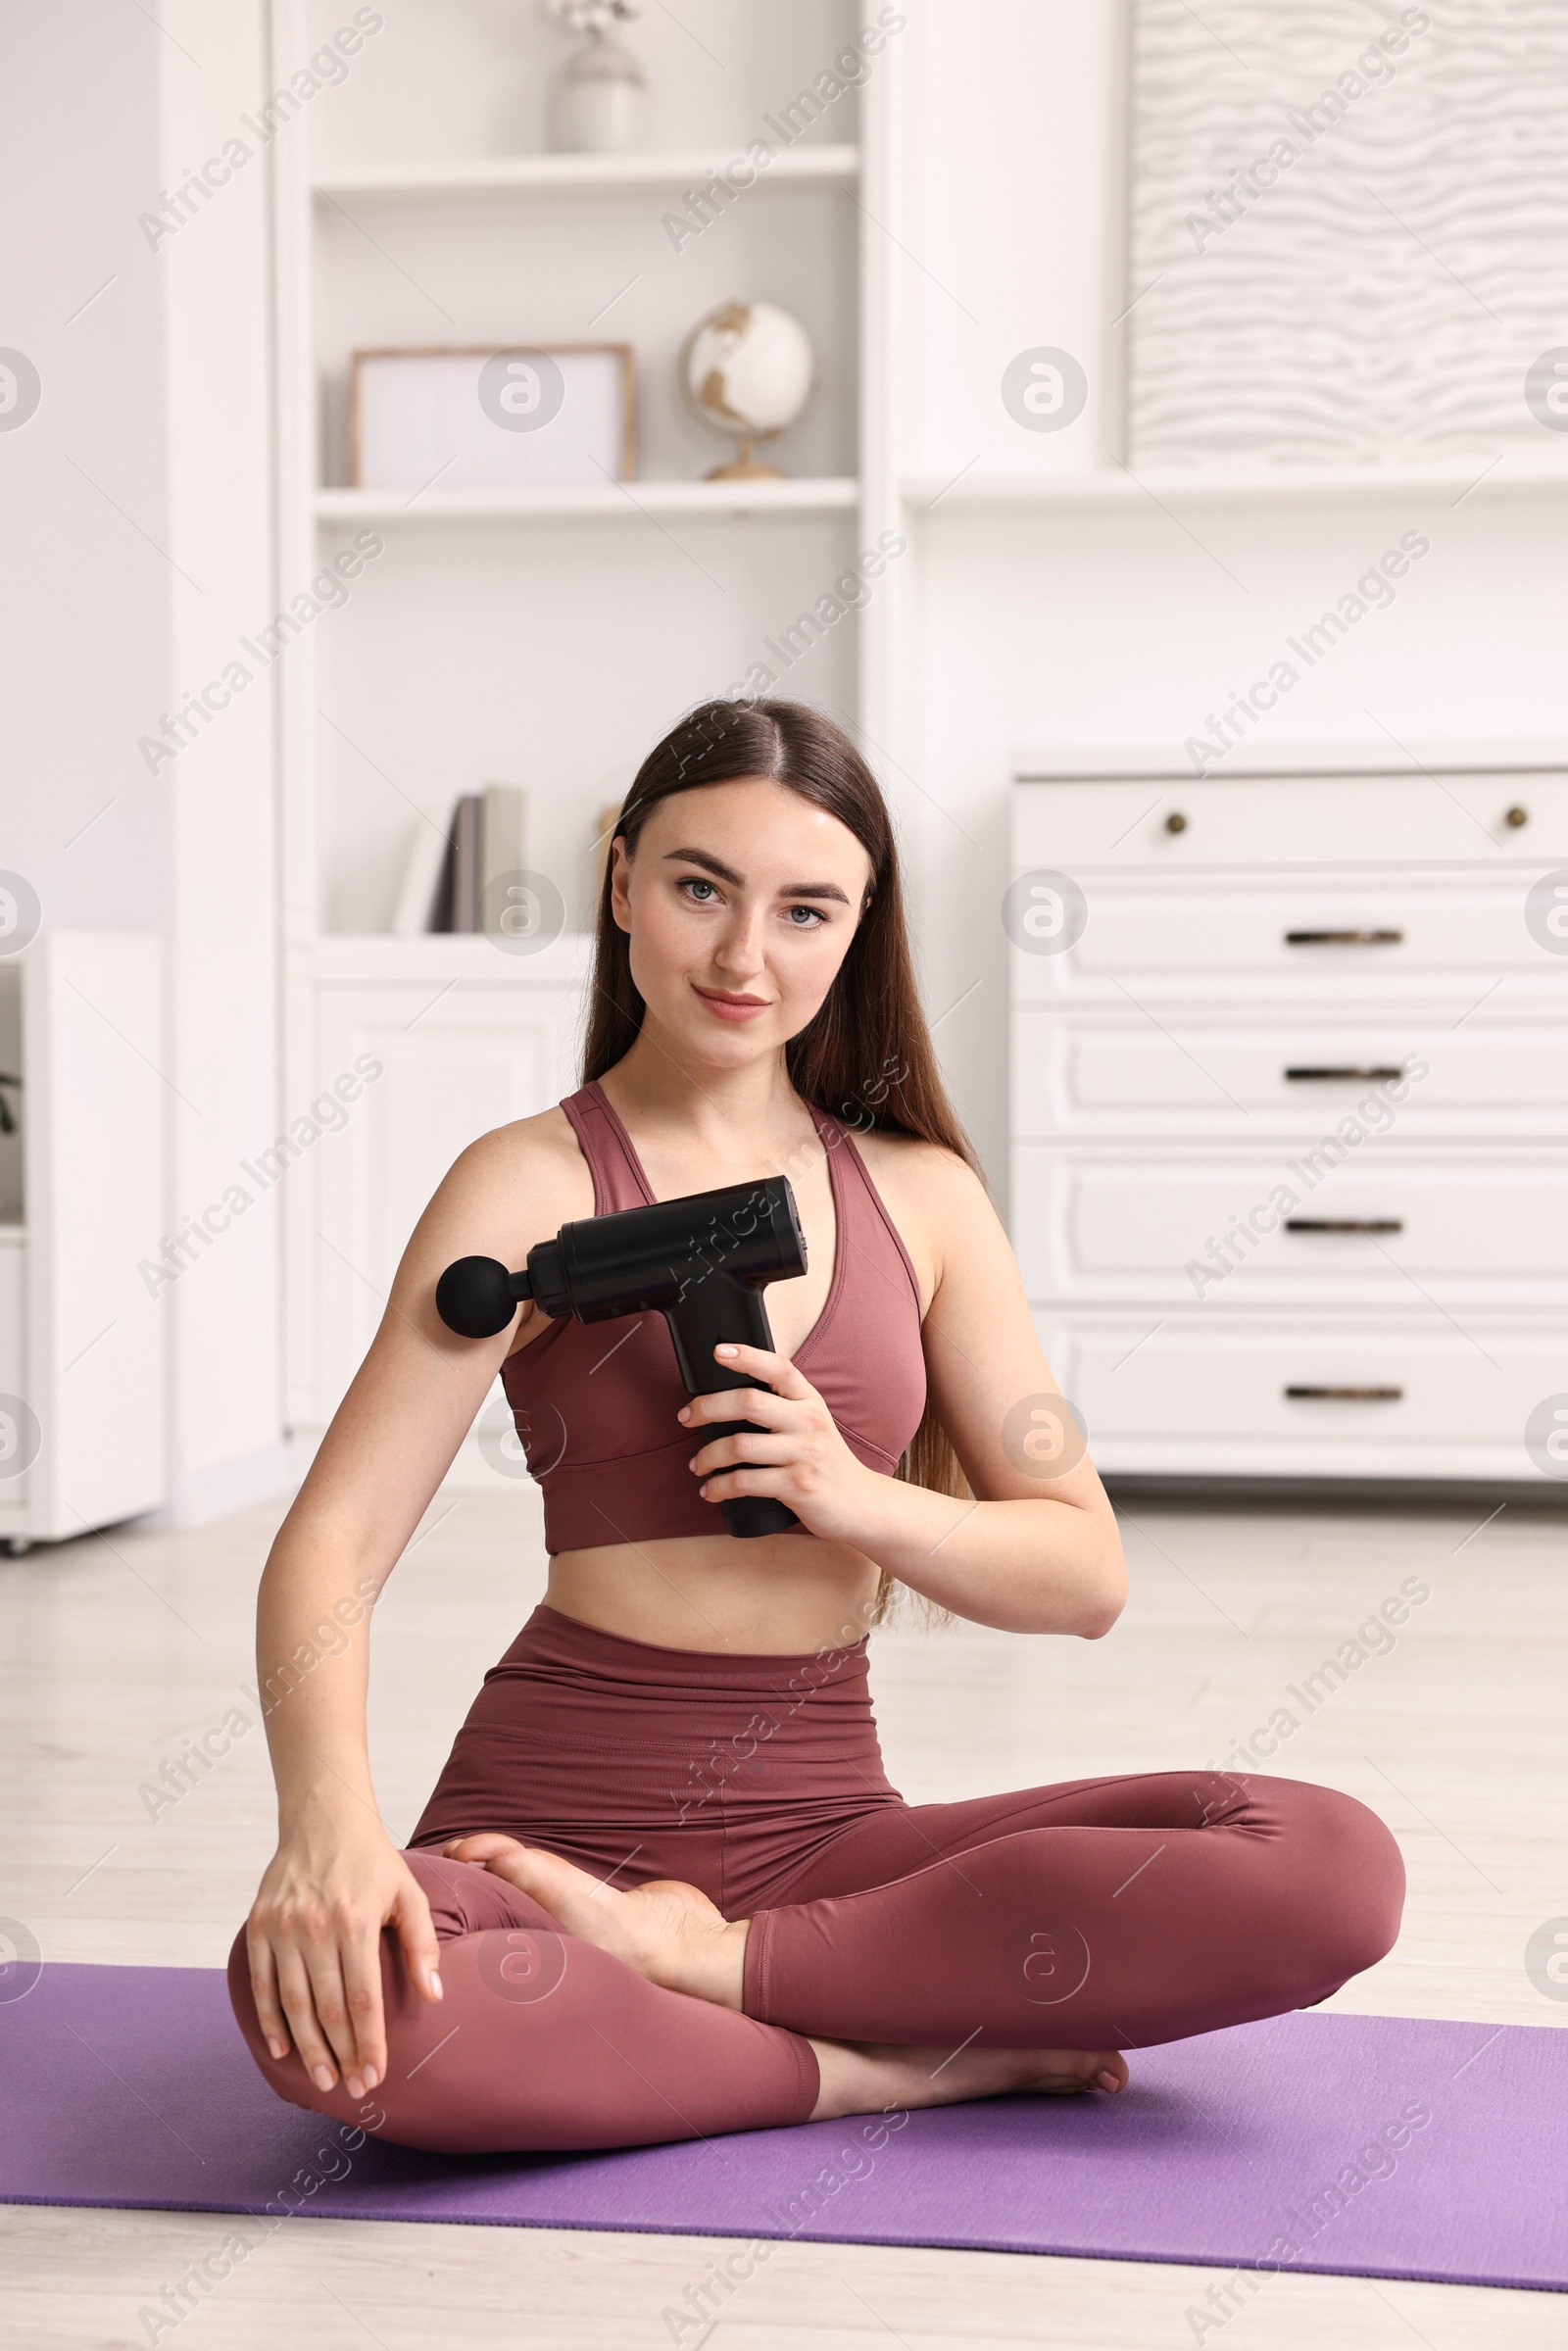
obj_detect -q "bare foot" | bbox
[808,2038,1129,2123]
[442,1834,1131,2118]
[443,1834,747,2009]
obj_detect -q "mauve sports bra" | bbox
[501,1081,928,1553]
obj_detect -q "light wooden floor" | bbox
[2,1486,1564,2348]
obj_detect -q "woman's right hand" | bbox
[245,1809,443,2100]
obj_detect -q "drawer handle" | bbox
[1284,929,1403,946]
[1504,806,1529,829]
[1284,1065,1404,1083]
[1285,1385,1403,1401]
[1284,1218,1403,1234]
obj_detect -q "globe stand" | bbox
[705,436,785,482]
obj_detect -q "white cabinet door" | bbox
[308,958,586,1425]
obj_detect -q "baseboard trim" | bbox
[1103,1472,1568,1512]
[280,1423,507,1495]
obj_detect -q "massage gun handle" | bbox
[662,1275,799,1541]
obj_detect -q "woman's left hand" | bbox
[679,1344,883,1543]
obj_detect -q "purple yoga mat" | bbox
[1,1964,1563,2290]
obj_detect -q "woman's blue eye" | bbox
[676,877,824,923]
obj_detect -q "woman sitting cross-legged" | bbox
[228,698,1404,2154]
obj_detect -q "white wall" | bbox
[1,1,286,1528]
[155,1,287,1520]
[898,0,1129,484]
[0,4,171,934]
[891,2,1566,1196]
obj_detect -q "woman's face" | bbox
[612,778,874,1069]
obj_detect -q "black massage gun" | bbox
[435,1177,808,1539]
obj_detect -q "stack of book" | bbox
[393,786,527,934]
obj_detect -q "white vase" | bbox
[551,29,647,154]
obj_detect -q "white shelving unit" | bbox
[269,0,901,1434]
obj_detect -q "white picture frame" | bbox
[350,344,636,492]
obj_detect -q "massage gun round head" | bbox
[435,1255,527,1340]
[435,1176,799,1342]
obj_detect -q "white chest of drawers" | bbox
[1008,761,1568,1486]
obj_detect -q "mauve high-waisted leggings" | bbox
[227,1604,1404,2153]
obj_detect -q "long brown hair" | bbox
[582,698,976,1617]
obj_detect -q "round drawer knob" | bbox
[1164,810,1188,834]
[1504,805,1529,829]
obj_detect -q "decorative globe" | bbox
[679,302,815,479]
